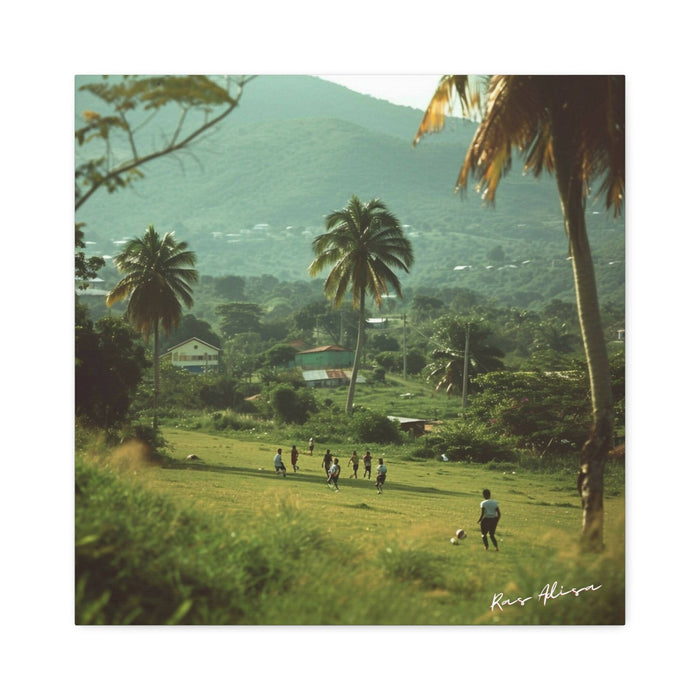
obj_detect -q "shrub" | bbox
[269,384,318,424]
[351,409,402,445]
[304,410,353,443]
[198,376,248,411]
[423,420,516,463]
[210,411,260,432]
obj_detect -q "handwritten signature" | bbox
[490,581,602,612]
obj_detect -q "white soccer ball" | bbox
[450,537,458,545]
[456,528,466,540]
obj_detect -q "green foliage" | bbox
[425,315,505,395]
[198,376,248,411]
[303,409,353,444]
[75,225,105,287]
[261,343,297,369]
[213,275,246,301]
[209,411,260,432]
[423,420,516,463]
[161,314,222,350]
[75,75,247,211]
[75,304,149,428]
[268,383,319,424]
[466,369,591,454]
[215,302,263,338]
[350,408,403,445]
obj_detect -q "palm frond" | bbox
[412,76,484,146]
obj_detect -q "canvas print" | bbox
[75,74,625,625]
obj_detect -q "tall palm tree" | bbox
[309,195,414,414]
[414,75,624,550]
[106,225,198,431]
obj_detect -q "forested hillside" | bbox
[76,75,624,310]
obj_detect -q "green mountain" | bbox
[76,75,624,309]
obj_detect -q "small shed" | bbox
[302,369,366,388]
[386,415,429,437]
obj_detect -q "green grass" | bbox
[312,373,462,422]
[75,427,625,625]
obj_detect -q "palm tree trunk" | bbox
[345,292,365,415]
[552,117,614,552]
[153,318,160,432]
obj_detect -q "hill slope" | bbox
[76,75,624,308]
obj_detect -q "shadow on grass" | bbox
[163,461,466,497]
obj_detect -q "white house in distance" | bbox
[161,337,221,374]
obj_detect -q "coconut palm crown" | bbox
[106,225,198,429]
[309,195,414,413]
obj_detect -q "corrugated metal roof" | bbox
[386,416,428,424]
[302,370,366,383]
[296,345,352,354]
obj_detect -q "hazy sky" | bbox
[318,74,443,111]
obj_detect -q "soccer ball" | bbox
[450,537,458,545]
[456,529,466,540]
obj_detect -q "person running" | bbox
[291,445,300,472]
[322,449,333,476]
[308,437,314,456]
[273,448,287,478]
[327,458,340,491]
[477,489,501,551]
[375,458,387,494]
[363,451,372,479]
[348,450,359,478]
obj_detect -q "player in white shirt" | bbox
[478,489,501,551]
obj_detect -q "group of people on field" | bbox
[273,442,387,494]
[274,443,501,549]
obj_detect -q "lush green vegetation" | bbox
[75,429,624,625]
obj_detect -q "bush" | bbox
[269,384,318,424]
[199,376,248,411]
[423,420,516,463]
[351,409,403,445]
[210,411,260,432]
[304,410,353,443]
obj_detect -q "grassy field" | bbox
[75,425,625,625]
[307,373,463,421]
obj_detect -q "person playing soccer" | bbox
[291,445,300,472]
[274,448,287,478]
[477,489,501,551]
[327,458,340,491]
[322,449,333,476]
[375,458,387,494]
[308,437,314,456]
[348,450,359,478]
[363,450,372,479]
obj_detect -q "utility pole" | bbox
[461,322,470,415]
[402,313,407,380]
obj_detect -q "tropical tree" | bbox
[309,195,414,414]
[106,225,198,431]
[75,75,252,287]
[414,75,624,550]
[425,315,505,400]
[75,304,149,429]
